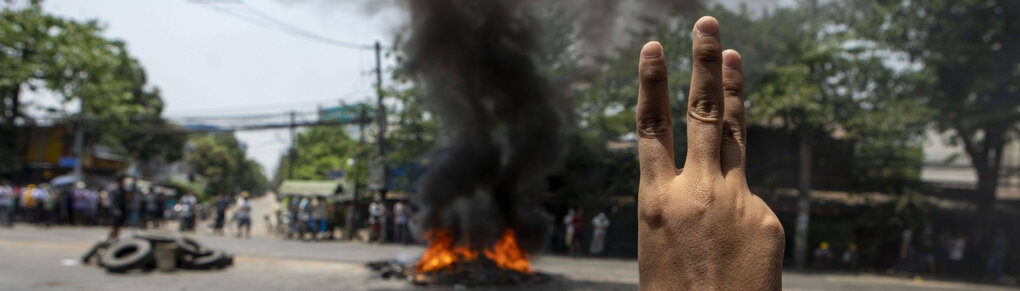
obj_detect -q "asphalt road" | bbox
[0,225,1016,291]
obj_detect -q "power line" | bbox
[238,3,377,50]
[134,118,369,134]
[164,97,363,115]
[168,110,319,121]
[194,0,377,50]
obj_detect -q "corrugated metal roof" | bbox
[278,180,345,197]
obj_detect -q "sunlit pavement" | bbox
[1,226,1016,290]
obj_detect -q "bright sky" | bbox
[40,0,404,177]
[35,0,778,179]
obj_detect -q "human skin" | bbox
[636,16,785,290]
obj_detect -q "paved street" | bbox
[0,225,1016,291]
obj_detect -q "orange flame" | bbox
[415,228,532,274]
[483,229,532,273]
[416,229,478,272]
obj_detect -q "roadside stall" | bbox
[276,179,352,240]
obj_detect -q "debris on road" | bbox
[80,232,233,273]
[366,258,556,287]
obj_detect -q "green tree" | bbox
[728,1,930,269]
[1,2,182,171]
[290,125,362,180]
[844,0,1020,214]
[272,121,369,197]
[187,133,268,199]
[1,2,72,168]
[571,2,929,268]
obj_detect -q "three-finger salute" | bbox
[636,16,785,291]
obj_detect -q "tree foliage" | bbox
[0,2,182,171]
[843,0,1020,210]
[186,133,269,198]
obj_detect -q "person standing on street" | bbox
[569,209,584,256]
[153,189,165,228]
[35,184,52,228]
[213,194,230,235]
[236,192,253,239]
[563,209,575,251]
[179,190,198,232]
[20,184,36,224]
[72,182,89,225]
[590,212,610,255]
[141,189,158,229]
[107,176,129,241]
[311,197,328,240]
[368,195,385,243]
[0,179,14,227]
[393,200,410,244]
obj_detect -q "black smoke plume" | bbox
[405,0,564,252]
[401,0,704,253]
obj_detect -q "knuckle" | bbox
[636,115,672,138]
[723,79,743,95]
[760,209,785,240]
[688,97,721,123]
[638,203,665,229]
[722,119,744,145]
[694,43,723,64]
[640,62,669,82]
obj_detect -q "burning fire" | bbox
[416,229,532,274]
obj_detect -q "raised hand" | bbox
[636,16,784,290]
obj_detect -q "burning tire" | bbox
[81,240,110,264]
[181,249,226,270]
[99,239,153,272]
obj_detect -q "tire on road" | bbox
[176,236,212,257]
[81,240,110,264]
[181,249,225,270]
[99,238,153,272]
[133,232,178,243]
[218,252,234,267]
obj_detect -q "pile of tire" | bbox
[81,232,234,273]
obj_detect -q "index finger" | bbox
[636,41,676,183]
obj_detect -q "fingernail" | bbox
[695,16,718,36]
[642,42,662,58]
[723,50,740,69]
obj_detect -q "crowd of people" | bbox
[0,178,170,229]
[268,193,416,245]
[275,194,333,241]
[808,226,1013,283]
[888,227,1012,282]
[0,176,262,242]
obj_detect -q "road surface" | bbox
[0,194,1014,290]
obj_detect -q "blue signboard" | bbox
[59,157,78,168]
[320,105,374,123]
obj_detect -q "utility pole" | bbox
[356,105,367,195]
[793,0,819,270]
[374,40,388,198]
[347,104,368,240]
[288,110,296,179]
